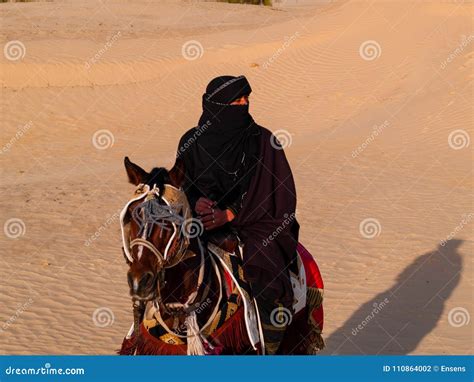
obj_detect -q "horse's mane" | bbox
[145,167,169,196]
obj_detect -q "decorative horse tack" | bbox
[120,183,225,355]
[120,183,193,265]
[119,162,325,355]
[151,247,224,355]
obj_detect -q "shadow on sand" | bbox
[324,239,463,354]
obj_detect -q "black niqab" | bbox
[183,76,260,207]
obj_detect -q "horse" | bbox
[118,156,324,355]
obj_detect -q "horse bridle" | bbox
[121,184,191,259]
[121,183,265,354]
[130,238,166,269]
[121,184,215,325]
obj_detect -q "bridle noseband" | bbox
[130,237,166,269]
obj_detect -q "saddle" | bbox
[206,232,325,353]
[120,238,324,355]
[206,226,239,253]
[187,228,326,354]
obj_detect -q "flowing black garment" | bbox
[177,77,260,215]
[177,125,299,306]
[176,75,299,306]
[231,127,299,307]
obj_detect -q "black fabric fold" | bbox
[179,76,260,212]
[176,75,299,310]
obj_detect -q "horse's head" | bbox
[121,156,198,302]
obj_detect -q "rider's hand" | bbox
[195,197,215,215]
[200,208,235,231]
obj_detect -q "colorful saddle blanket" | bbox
[297,242,325,351]
[210,241,325,352]
[119,241,324,355]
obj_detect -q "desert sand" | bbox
[0,0,472,355]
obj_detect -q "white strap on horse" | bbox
[120,183,192,264]
[207,242,261,351]
[151,240,224,355]
[120,184,150,263]
[121,183,263,354]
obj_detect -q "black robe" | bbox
[231,127,299,306]
[178,126,299,307]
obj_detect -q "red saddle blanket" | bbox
[221,242,325,334]
[297,242,324,334]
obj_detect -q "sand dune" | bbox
[0,0,472,354]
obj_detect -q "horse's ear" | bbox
[124,156,148,186]
[169,157,185,188]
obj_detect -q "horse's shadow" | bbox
[323,239,463,354]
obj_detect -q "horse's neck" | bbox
[160,248,220,325]
[162,256,201,303]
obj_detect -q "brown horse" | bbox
[119,157,322,355]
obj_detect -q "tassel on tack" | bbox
[185,311,211,355]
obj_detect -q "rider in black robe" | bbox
[176,75,299,354]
